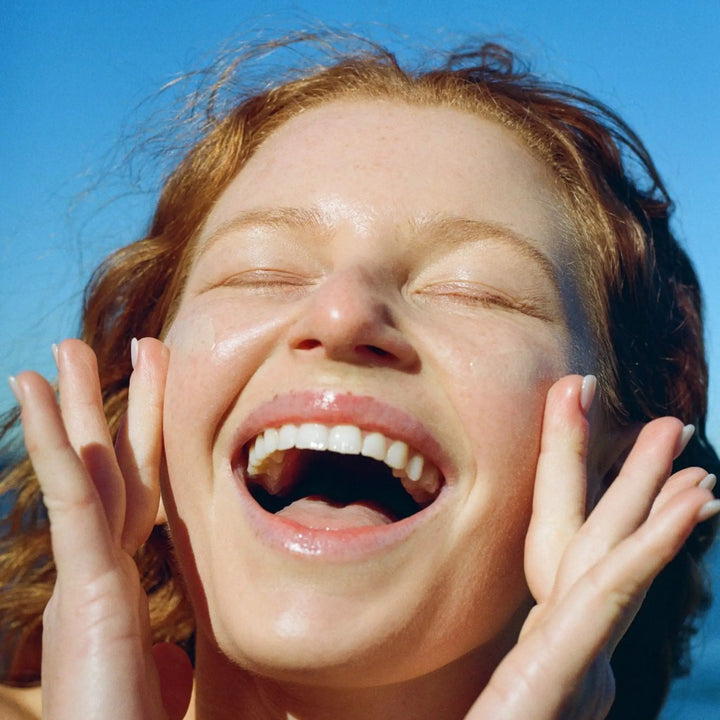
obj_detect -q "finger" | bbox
[11,372,118,581]
[55,339,126,544]
[574,417,688,556]
[572,484,714,654]
[116,338,170,554]
[525,375,593,601]
[650,467,714,515]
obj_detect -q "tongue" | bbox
[276,496,395,530]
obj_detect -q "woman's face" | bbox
[162,99,587,685]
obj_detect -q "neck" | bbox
[192,633,505,720]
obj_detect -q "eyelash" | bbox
[203,269,315,294]
[199,272,550,321]
[418,283,547,319]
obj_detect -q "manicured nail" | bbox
[51,343,59,368]
[675,424,695,456]
[130,338,138,370]
[697,499,720,522]
[7,376,23,404]
[699,474,717,492]
[580,374,597,415]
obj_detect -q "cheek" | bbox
[434,323,569,565]
[162,304,290,429]
[433,321,568,449]
[164,311,217,355]
[161,304,296,533]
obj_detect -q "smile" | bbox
[245,423,443,528]
[230,392,451,550]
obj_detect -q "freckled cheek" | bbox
[432,326,567,478]
[162,307,295,436]
[438,336,562,610]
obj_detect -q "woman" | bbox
[1,38,718,719]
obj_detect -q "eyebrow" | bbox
[194,207,561,291]
[194,207,330,259]
[412,215,561,292]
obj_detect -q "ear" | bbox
[586,418,644,510]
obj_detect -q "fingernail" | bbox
[580,374,597,414]
[8,376,23,404]
[130,338,138,370]
[699,473,717,492]
[675,424,695,456]
[51,343,59,368]
[697,499,720,522]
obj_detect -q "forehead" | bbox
[199,98,570,253]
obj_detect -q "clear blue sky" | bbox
[1,1,719,715]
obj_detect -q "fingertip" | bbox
[542,375,589,436]
[698,498,720,523]
[133,337,170,372]
[130,337,139,370]
[7,375,23,405]
[545,374,582,409]
[54,338,99,378]
[699,473,717,492]
[635,415,684,444]
[10,370,54,407]
[675,424,695,457]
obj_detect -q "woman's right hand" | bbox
[11,339,193,720]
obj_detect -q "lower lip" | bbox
[233,468,445,561]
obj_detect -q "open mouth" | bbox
[241,423,443,530]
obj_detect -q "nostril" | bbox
[295,339,322,351]
[361,345,393,358]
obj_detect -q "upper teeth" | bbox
[246,423,441,505]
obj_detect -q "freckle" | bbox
[167,314,216,354]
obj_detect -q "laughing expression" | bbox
[161,99,587,686]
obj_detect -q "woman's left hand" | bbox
[465,374,717,719]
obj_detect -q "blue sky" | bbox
[2,1,719,714]
[2,1,718,444]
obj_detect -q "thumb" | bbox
[152,643,194,720]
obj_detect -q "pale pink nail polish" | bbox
[51,343,59,368]
[697,499,720,522]
[580,374,597,415]
[130,338,139,370]
[7,376,23,405]
[699,474,717,492]
[675,424,695,456]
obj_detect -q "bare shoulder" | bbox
[0,685,41,720]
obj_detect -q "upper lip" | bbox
[230,390,453,484]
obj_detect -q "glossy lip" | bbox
[229,390,455,561]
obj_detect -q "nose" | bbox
[287,267,420,370]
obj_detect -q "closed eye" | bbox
[417,282,552,320]
[201,269,317,296]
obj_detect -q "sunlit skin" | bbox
[160,99,599,714]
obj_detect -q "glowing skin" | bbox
[161,100,590,696]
